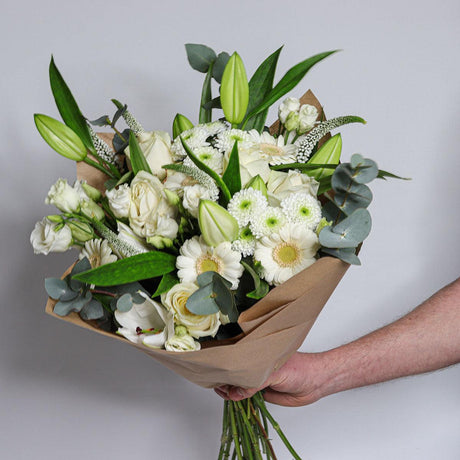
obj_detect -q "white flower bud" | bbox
[45,178,81,213]
[278,97,300,124]
[298,104,318,134]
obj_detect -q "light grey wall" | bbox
[1,1,459,459]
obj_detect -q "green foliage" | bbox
[318,154,379,265]
[172,113,194,139]
[243,46,282,131]
[212,52,231,83]
[49,57,95,154]
[241,261,269,300]
[220,52,249,125]
[128,131,152,175]
[185,44,217,73]
[242,50,337,127]
[186,272,238,322]
[199,63,214,123]
[34,114,88,161]
[305,134,342,181]
[152,272,179,297]
[73,251,176,286]
[221,141,242,195]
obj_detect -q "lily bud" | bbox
[81,182,102,202]
[198,199,239,247]
[146,236,174,249]
[172,113,194,139]
[284,112,300,132]
[245,175,268,198]
[46,214,63,223]
[34,114,87,161]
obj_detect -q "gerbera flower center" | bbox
[89,254,102,267]
[196,255,221,274]
[273,242,301,267]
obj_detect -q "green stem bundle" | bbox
[218,392,301,460]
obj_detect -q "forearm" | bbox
[314,277,460,399]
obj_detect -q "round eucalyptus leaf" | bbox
[212,275,236,321]
[334,185,372,215]
[45,278,74,300]
[331,163,354,192]
[116,293,133,312]
[322,247,361,265]
[351,154,378,184]
[80,298,104,320]
[54,292,92,316]
[196,271,215,287]
[186,284,220,316]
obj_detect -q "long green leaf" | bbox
[180,137,231,203]
[221,140,241,195]
[34,114,87,161]
[242,50,337,126]
[377,169,411,180]
[73,251,176,286]
[199,63,214,123]
[129,131,152,175]
[270,162,340,171]
[49,57,94,153]
[243,46,282,131]
[152,272,179,297]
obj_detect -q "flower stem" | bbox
[253,393,301,460]
[83,157,117,180]
[236,400,262,460]
[249,397,277,460]
[229,402,243,460]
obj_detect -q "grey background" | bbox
[1,0,459,459]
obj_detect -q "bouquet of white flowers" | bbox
[32,44,403,459]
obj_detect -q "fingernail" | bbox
[214,388,228,399]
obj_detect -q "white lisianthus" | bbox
[115,221,151,256]
[30,218,72,255]
[80,199,105,221]
[164,171,197,197]
[115,294,173,349]
[176,236,243,289]
[182,184,215,218]
[165,334,201,352]
[278,97,300,124]
[246,131,297,165]
[161,282,221,339]
[128,171,178,240]
[266,170,319,207]
[298,104,318,133]
[79,239,117,268]
[73,180,92,203]
[254,222,320,286]
[106,184,130,218]
[126,131,173,180]
[45,178,81,213]
[281,192,322,230]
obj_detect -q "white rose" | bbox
[128,171,178,240]
[30,218,72,255]
[126,131,173,180]
[161,282,221,339]
[45,178,81,213]
[165,334,201,352]
[182,184,214,218]
[298,104,318,133]
[266,170,319,206]
[106,184,130,218]
[225,148,271,187]
[278,97,300,123]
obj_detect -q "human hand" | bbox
[214,352,327,407]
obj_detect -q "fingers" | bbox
[214,384,262,401]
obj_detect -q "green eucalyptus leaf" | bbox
[221,140,241,195]
[172,113,194,139]
[243,50,337,124]
[243,46,282,131]
[116,293,133,312]
[202,97,222,110]
[321,200,344,224]
[220,52,249,125]
[34,114,87,161]
[185,44,217,73]
[129,131,152,175]
[152,272,179,297]
[212,52,231,83]
[49,57,94,153]
[334,185,373,215]
[321,247,361,265]
[89,115,110,127]
[305,134,342,180]
[350,154,379,184]
[211,274,238,322]
[80,298,104,320]
[73,251,176,286]
[113,128,130,153]
[54,292,92,316]
[319,208,371,248]
[186,284,221,315]
[241,261,269,300]
[45,278,76,300]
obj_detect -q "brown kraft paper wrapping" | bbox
[45,90,350,389]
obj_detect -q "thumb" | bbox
[227,385,261,401]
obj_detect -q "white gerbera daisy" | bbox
[280,192,322,230]
[79,238,117,268]
[184,146,223,175]
[254,223,320,286]
[176,236,243,289]
[246,131,297,165]
[215,129,252,154]
[227,189,268,227]
[231,226,256,257]
[250,206,287,238]
[171,126,210,158]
